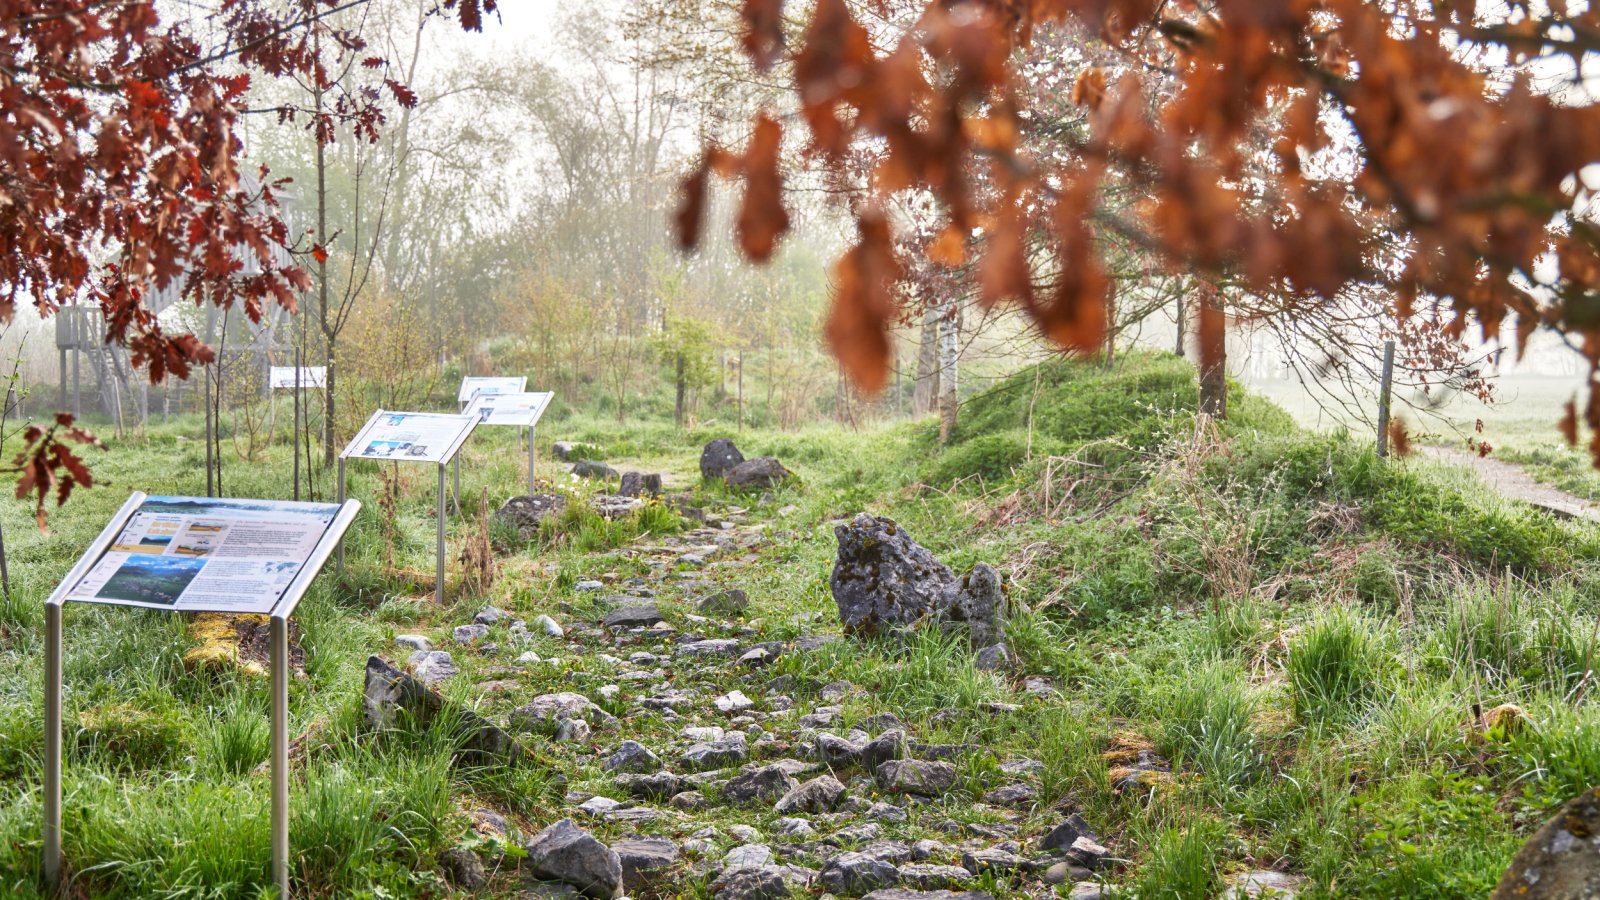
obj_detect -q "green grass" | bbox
[0,350,1596,897]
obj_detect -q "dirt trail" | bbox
[1419,446,1600,523]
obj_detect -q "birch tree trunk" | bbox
[913,304,940,415]
[937,301,960,444]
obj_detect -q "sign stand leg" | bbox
[436,463,446,604]
[43,601,62,893]
[270,615,289,897]
[452,456,461,516]
[527,425,536,497]
[335,458,346,574]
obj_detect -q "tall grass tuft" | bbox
[1287,607,1384,724]
[1157,664,1265,791]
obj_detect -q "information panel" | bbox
[341,410,476,464]
[465,391,554,427]
[269,366,327,389]
[457,376,527,404]
[63,496,342,614]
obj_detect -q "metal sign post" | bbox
[337,410,477,604]
[43,493,359,899]
[462,391,554,499]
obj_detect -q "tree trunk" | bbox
[1174,291,1186,358]
[1197,285,1227,419]
[937,301,960,444]
[674,352,686,427]
[914,304,940,415]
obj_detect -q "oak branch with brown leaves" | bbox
[0,0,493,523]
[678,0,1600,456]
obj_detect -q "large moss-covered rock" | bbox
[1493,787,1600,899]
[830,514,1007,647]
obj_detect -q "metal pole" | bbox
[452,456,461,516]
[527,425,536,497]
[1376,339,1396,459]
[335,458,346,573]
[43,601,62,892]
[270,614,290,897]
[435,463,446,604]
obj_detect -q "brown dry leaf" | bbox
[737,113,791,262]
[740,0,785,73]
[926,224,967,266]
[825,210,901,393]
[1070,66,1107,110]
[979,201,1033,307]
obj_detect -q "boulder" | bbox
[612,836,680,893]
[710,866,791,900]
[523,819,623,899]
[831,514,1008,647]
[1493,787,1600,899]
[701,438,745,480]
[573,459,619,479]
[727,457,793,491]
[362,656,522,764]
[553,441,578,461]
[680,737,750,771]
[619,471,663,498]
[496,493,567,540]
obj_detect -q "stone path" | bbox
[1419,446,1600,523]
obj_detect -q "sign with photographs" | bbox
[457,376,527,404]
[464,391,554,427]
[341,410,477,465]
[63,496,343,614]
[268,366,327,389]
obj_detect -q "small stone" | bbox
[700,588,750,616]
[683,726,726,742]
[453,623,489,645]
[512,692,608,731]
[999,759,1045,779]
[603,605,663,629]
[829,824,882,846]
[960,848,1024,876]
[877,760,958,797]
[680,737,749,771]
[516,651,543,665]
[474,605,506,625]
[395,634,431,652]
[866,802,907,824]
[624,771,684,799]
[776,775,846,814]
[1066,836,1111,870]
[898,863,973,889]
[408,650,458,685]
[577,796,623,816]
[819,851,901,895]
[555,718,591,743]
[681,638,742,657]
[973,643,1011,671]
[774,817,816,838]
[729,825,764,843]
[441,845,487,889]
[535,614,565,637]
[669,790,708,811]
[1043,862,1072,885]
[980,783,1035,807]
[725,844,775,869]
[575,581,604,592]
[716,691,756,714]
[1068,884,1107,899]
[710,866,788,900]
[612,836,680,893]
[605,740,661,774]
[863,892,994,900]
[724,765,800,803]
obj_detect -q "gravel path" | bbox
[1420,446,1600,523]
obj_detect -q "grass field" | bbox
[0,352,1596,898]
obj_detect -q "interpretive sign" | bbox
[269,366,326,389]
[63,496,342,614]
[338,410,477,603]
[465,390,554,426]
[465,391,555,495]
[43,492,359,899]
[341,410,477,465]
[457,375,526,405]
